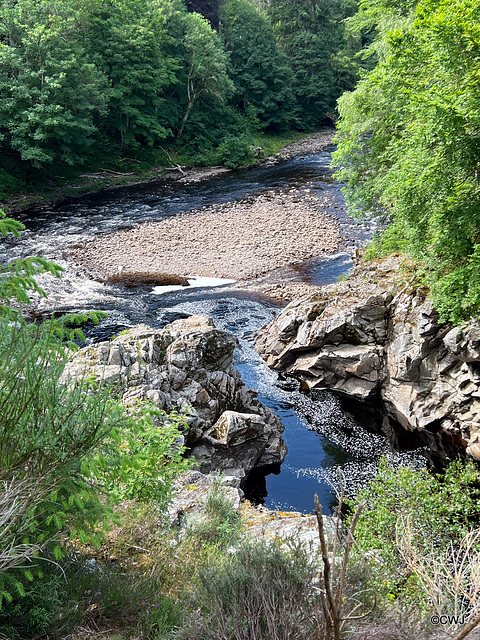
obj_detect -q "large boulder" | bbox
[256,256,480,459]
[256,257,395,400]
[63,316,287,482]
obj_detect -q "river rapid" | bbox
[2,148,430,514]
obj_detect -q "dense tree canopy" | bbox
[0,0,107,166]
[0,0,360,195]
[84,0,181,151]
[269,0,358,127]
[220,0,294,130]
[333,0,480,322]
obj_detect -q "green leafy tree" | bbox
[333,0,480,322]
[269,0,354,127]
[85,0,182,151]
[0,0,107,167]
[220,0,295,130]
[176,11,233,140]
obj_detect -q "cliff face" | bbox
[255,256,480,461]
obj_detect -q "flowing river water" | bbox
[2,148,430,514]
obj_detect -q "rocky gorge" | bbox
[62,314,338,543]
[255,254,480,462]
[7,136,439,521]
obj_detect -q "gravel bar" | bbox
[70,188,340,282]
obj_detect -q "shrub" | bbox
[350,459,480,609]
[0,550,177,639]
[0,560,63,638]
[89,406,191,507]
[0,210,190,631]
[140,594,183,640]
[185,479,241,548]
[0,319,124,574]
[216,135,255,168]
[180,539,321,640]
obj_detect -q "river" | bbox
[2,148,429,514]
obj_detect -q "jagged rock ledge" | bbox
[63,316,287,485]
[255,255,480,461]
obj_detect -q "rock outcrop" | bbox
[168,470,337,552]
[63,316,287,483]
[256,256,480,460]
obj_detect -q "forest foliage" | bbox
[333,0,480,323]
[4,0,480,635]
[0,0,358,198]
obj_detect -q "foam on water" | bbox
[151,276,237,295]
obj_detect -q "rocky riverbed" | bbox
[70,187,340,285]
[260,129,336,165]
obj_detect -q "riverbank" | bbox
[258,129,336,165]
[67,130,344,299]
[255,253,480,463]
[3,130,334,215]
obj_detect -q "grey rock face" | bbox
[63,316,286,480]
[256,259,394,400]
[256,257,480,458]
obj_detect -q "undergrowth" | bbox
[4,461,480,640]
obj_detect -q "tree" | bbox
[269,0,353,127]
[176,11,233,140]
[84,0,183,151]
[0,0,107,167]
[333,0,480,322]
[220,0,295,130]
